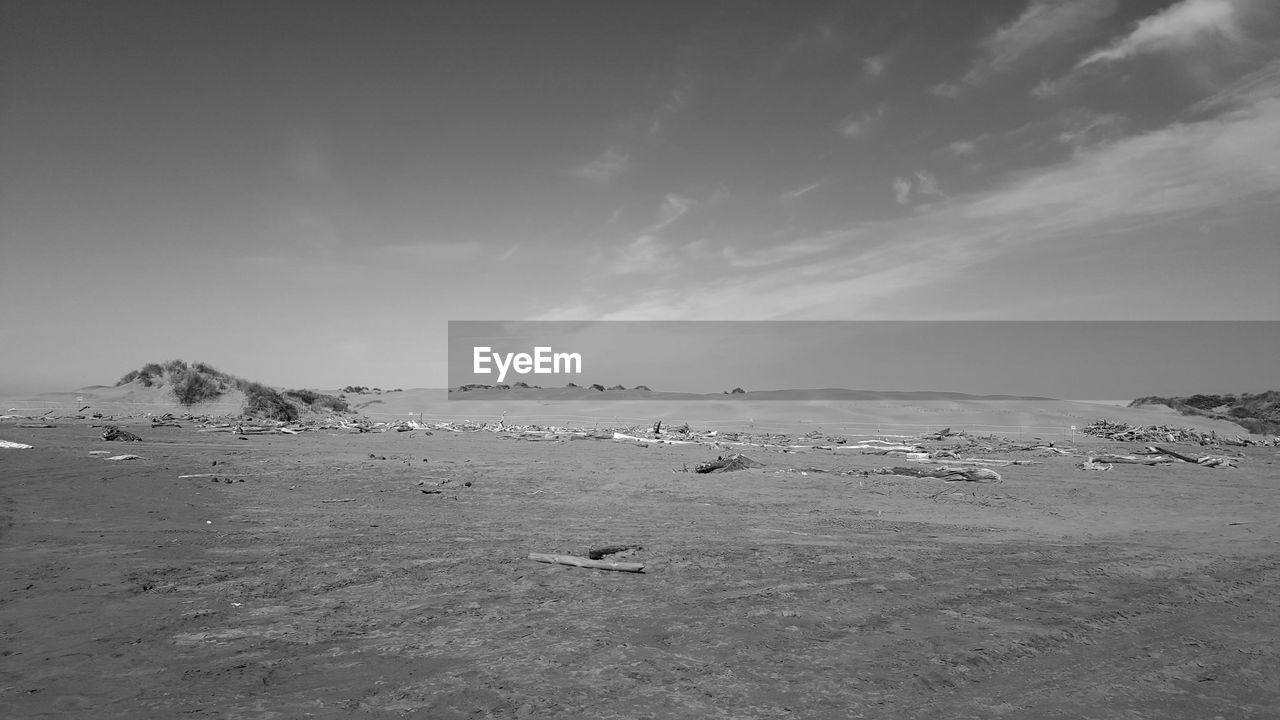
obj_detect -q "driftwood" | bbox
[101,426,142,442]
[870,466,1002,482]
[1152,446,1201,463]
[529,553,645,573]
[695,454,764,473]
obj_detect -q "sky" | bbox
[2,0,1278,395]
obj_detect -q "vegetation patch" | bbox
[1131,391,1280,436]
[116,360,349,420]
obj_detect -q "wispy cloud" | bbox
[539,64,1280,321]
[838,104,886,139]
[1055,111,1127,150]
[963,0,1117,85]
[863,54,888,79]
[893,171,945,205]
[780,181,823,204]
[573,147,630,183]
[722,231,849,269]
[930,82,961,99]
[609,235,673,275]
[781,23,840,58]
[647,193,694,234]
[648,76,695,138]
[892,176,913,205]
[1079,0,1244,66]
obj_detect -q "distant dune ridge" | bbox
[0,362,1270,440]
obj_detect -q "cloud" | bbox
[722,231,849,269]
[539,65,1280,321]
[838,104,886,139]
[863,54,888,79]
[780,181,823,204]
[573,147,630,183]
[892,177,912,205]
[914,171,943,197]
[929,82,961,99]
[1055,111,1127,150]
[609,235,672,275]
[961,0,1118,85]
[647,193,694,234]
[782,23,840,57]
[1031,77,1063,98]
[947,139,978,156]
[1079,0,1243,66]
[893,172,945,205]
[648,77,695,137]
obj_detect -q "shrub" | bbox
[171,369,223,405]
[314,395,349,412]
[566,382,579,388]
[608,384,626,391]
[192,361,221,377]
[633,385,651,391]
[242,383,298,421]
[730,387,746,394]
[589,383,605,391]
[285,389,322,405]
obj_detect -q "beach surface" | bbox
[2,396,1278,718]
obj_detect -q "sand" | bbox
[2,403,1278,718]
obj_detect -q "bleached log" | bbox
[528,553,645,573]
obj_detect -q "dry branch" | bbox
[529,553,645,573]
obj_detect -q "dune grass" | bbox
[116,360,349,419]
[1131,391,1280,435]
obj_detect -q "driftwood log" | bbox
[528,553,645,573]
[695,454,764,473]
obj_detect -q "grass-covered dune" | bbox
[1131,391,1280,436]
[115,360,349,421]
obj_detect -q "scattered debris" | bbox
[529,552,645,573]
[862,466,1002,482]
[17,423,55,429]
[101,426,142,442]
[1153,445,1239,468]
[320,498,357,503]
[1082,419,1226,444]
[104,454,145,461]
[0,439,33,449]
[1078,458,1113,471]
[695,453,765,473]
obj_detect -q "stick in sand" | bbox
[528,553,645,573]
